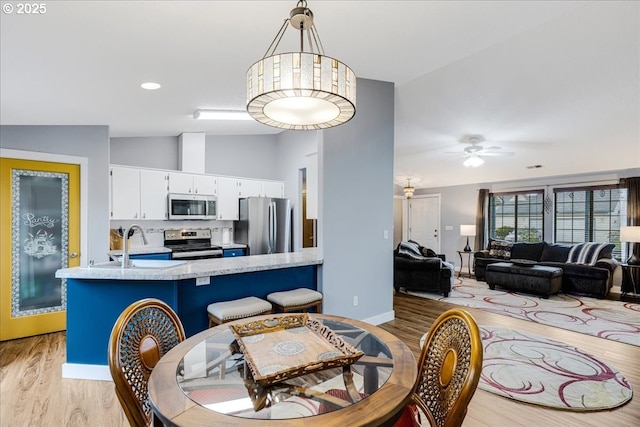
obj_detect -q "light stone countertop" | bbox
[56,248,321,281]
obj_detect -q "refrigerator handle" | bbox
[268,201,274,253]
[272,201,278,252]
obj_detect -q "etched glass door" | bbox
[0,158,80,340]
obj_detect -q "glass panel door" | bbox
[0,158,80,340]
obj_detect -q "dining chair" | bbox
[108,298,186,427]
[395,308,483,427]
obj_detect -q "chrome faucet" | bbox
[121,224,148,268]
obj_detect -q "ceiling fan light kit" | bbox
[455,134,514,167]
[246,0,356,130]
[463,155,484,167]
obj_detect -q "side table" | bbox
[457,250,474,278]
[621,264,640,301]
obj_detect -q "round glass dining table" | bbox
[148,313,417,426]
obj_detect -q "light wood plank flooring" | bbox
[1,290,638,426]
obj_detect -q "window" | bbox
[489,191,544,242]
[554,186,626,259]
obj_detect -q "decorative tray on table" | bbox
[229,313,364,386]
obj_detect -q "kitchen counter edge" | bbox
[56,248,321,281]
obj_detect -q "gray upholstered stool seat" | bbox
[267,288,323,313]
[207,296,272,327]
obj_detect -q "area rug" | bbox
[407,279,640,347]
[479,326,633,410]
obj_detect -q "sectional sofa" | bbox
[474,240,620,299]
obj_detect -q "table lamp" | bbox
[620,225,640,265]
[460,224,476,252]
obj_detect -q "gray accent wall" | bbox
[110,134,280,180]
[110,136,179,170]
[0,125,110,263]
[319,78,395,321]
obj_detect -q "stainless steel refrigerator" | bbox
[235,197,292,255]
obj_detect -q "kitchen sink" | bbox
[84,259,188,269]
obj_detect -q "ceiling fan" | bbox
[448,135,514,167]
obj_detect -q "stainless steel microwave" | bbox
[168,193,217,220]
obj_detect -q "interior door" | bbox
[0,158,80,341]
[407,195,441,252]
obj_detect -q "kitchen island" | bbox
[56,249,322,380]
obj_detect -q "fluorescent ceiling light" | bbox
[140,82,161,90]
[193,110,253,121]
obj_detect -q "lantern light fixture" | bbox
[246,0,356,130]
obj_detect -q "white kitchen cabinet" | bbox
[110,166,141,220]
[262,181,284,198]
[139,169,169,219]
[216,176,241,220]
[238,178,263,198]
[168,172,194,194]
[193,174,217,195]
[110,166,168,220]
[168,172,217,195]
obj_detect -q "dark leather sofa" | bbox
[474,240,619,299]
[393,241,453,297]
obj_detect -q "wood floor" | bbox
[1,290,638,427]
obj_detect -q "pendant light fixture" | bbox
[246,0,356,130]
[404,179,415,199]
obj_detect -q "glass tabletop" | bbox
[176,318,393,420]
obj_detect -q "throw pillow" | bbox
[488,239,513,259]
[567,242,614,265]
[398,241,426,260]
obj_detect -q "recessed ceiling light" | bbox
[141,82,161,90]
[193,109,252,121]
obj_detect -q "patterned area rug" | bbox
[407,279,640,347]
[479,326,633,410]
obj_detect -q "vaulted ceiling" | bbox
[1,1,638,188]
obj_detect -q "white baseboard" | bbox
[363,310,395,325]
[62,363,111,381]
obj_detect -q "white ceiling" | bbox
[1,1,638,189]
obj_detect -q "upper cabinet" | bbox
[238,179,262,198]
[110,166,168,220]
[110,165,283,222]
[168,172,217,195]
[262,181,284,198]
[238,179,284,198]
[217,176,241,220]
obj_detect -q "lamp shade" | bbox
[620,226,640,243]
[460,225,476,236]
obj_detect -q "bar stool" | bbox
[267,288,323,313]
[207,296,273,327]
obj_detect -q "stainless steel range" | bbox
[164,228,222,260]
